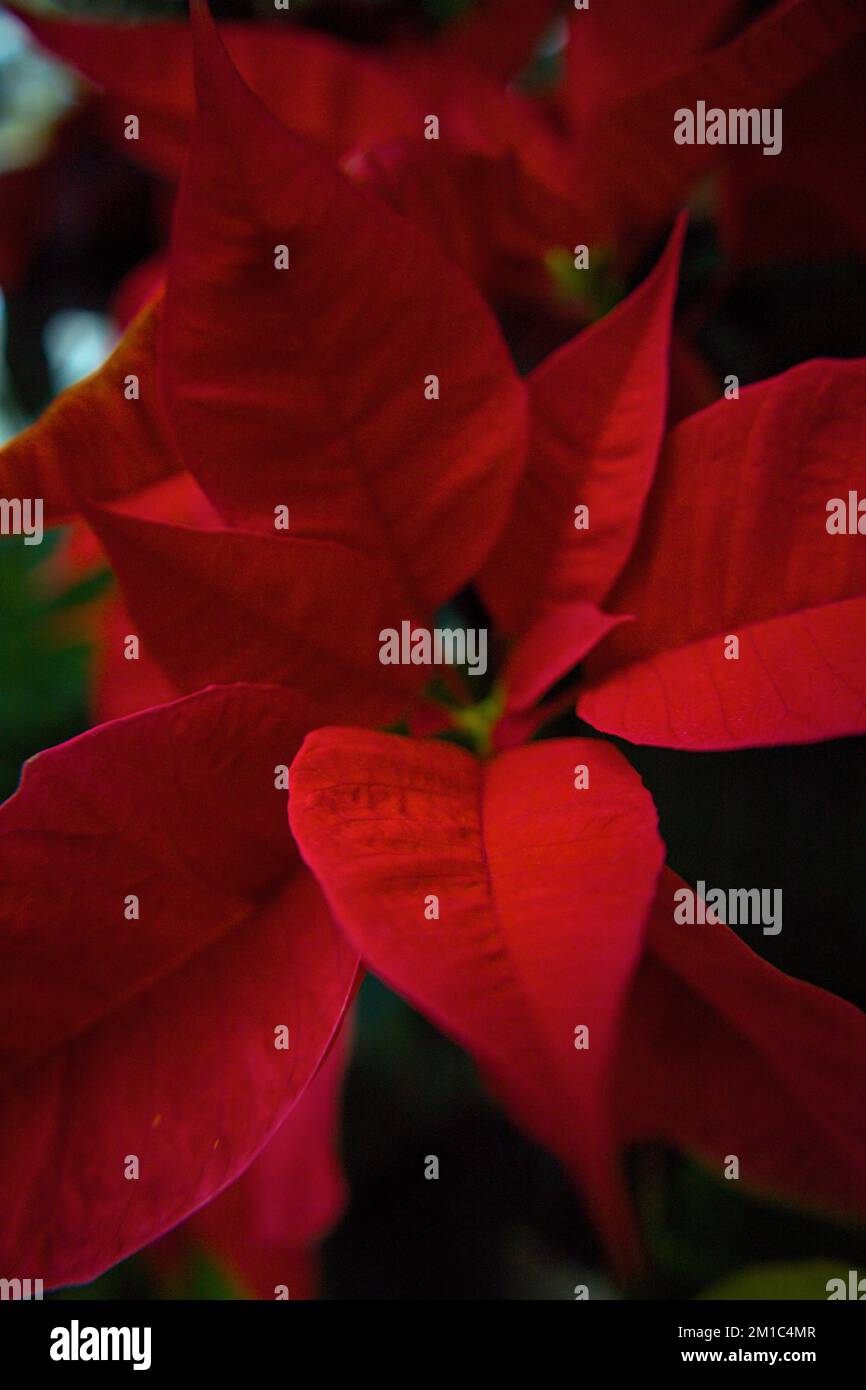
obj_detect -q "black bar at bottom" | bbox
[0,1298,861,1375]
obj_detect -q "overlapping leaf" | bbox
[580,0,866,244]
[162,3,527,618]
[0,684,358,1286]
[579,358,866,747]
[289,731,866,1268]
[0,303,178,525]
[480,218,685,709]
[22,14,421,178]
[289,728,666,1272]
[621,869,866,1220]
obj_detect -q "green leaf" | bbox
[629,1146,866,1298]
[698,1260,844,1301]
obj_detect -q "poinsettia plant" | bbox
[0,0,864,1299]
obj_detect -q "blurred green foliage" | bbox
[632,1147,865,1299]
[51,1247,245,1299]
[698,1261,847,1301]
[0,532,107,800]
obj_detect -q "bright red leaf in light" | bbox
[579,359,866,748]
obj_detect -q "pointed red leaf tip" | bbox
[579,357,866,748]
[289,728,666,1275]
[580,0,866,240]
[0,684,358,1288]
[21,14,194,180]
[480,215,685,710]
[163,2,527,618]
[619,869,866,1221]
[0,302,180,526]
[500,604,630,715]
